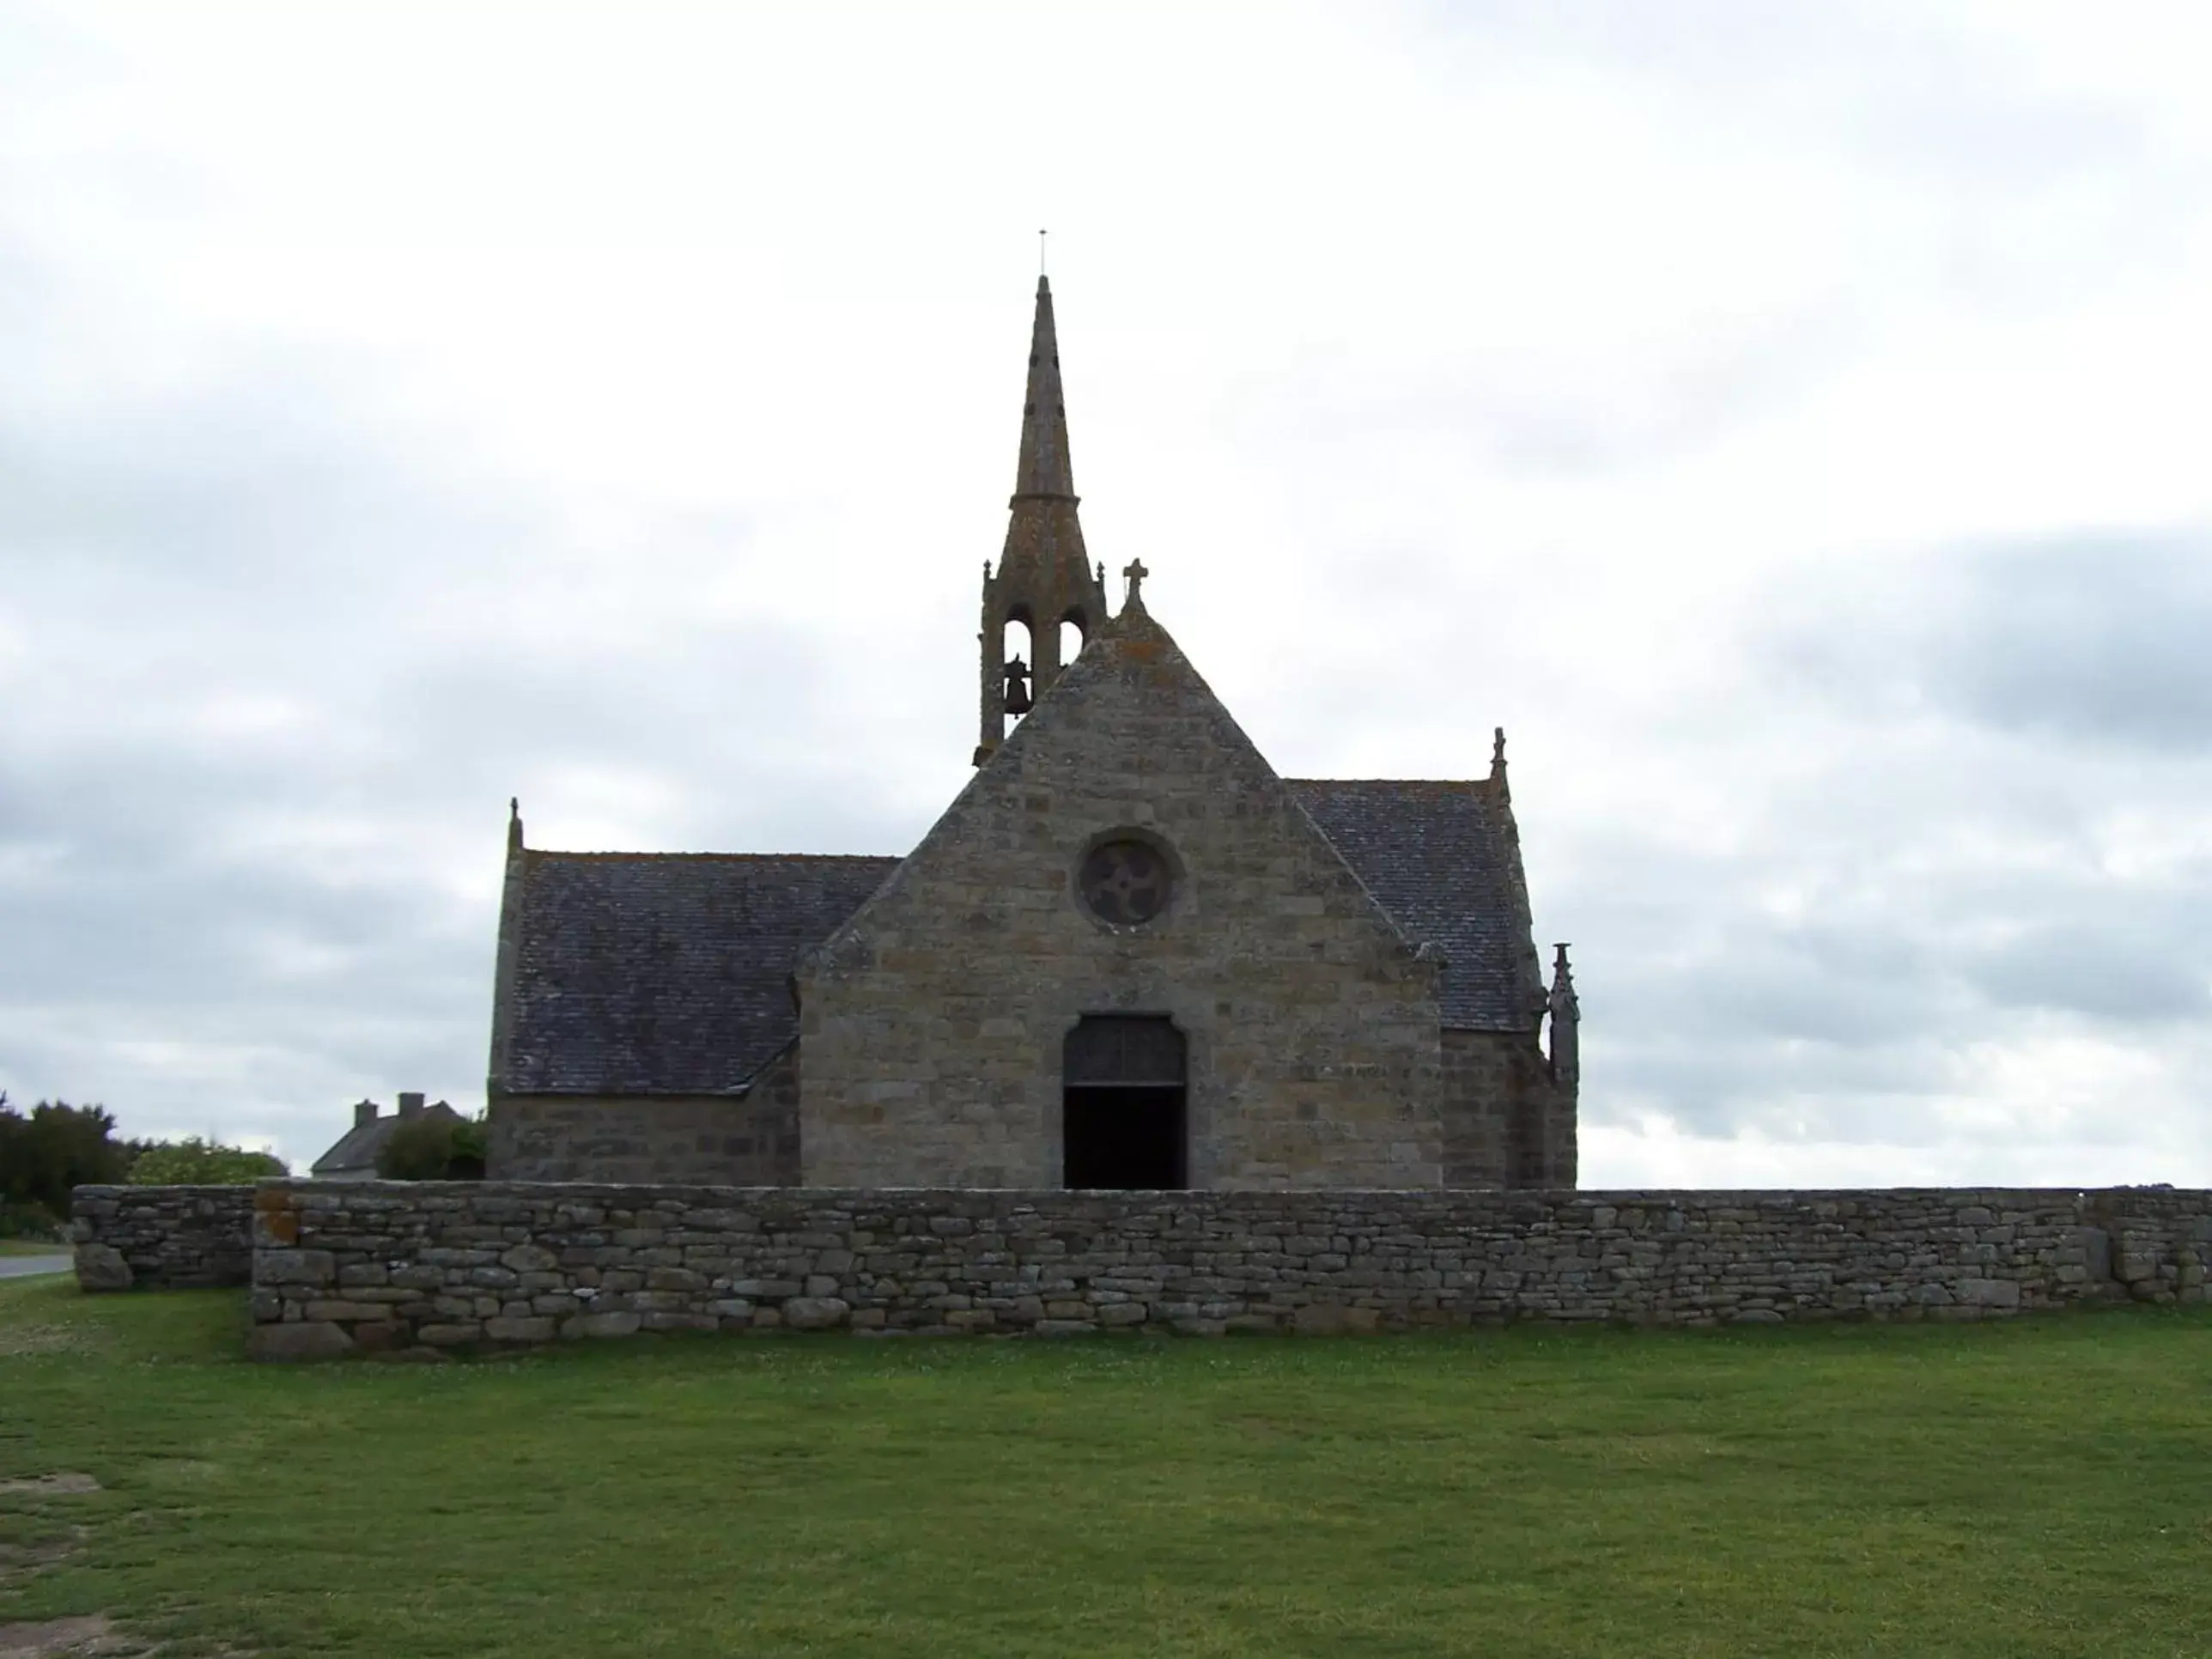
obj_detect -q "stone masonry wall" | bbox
[1440,1030,1575,1189]
[799,610,1445,1190]
[1541,1073,1578,1191]
[68,1185,253,1290]
[490,1051,802,1185]
[240,1181,2210,1358]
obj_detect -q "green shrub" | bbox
[0,1200,64,1241]
[377,1113,488,1181]
[127,1138,289,1185]
[448,1116,488,1180]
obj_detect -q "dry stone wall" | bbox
[68,1185,253,1291]
[234,1181,2210,1358]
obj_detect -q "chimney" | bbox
[354,1099,378,1128]
[398,1091,426,1120]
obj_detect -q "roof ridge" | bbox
[526,849,902,865]
[1285,776,1483,791]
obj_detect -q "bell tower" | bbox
[974,276,1110,765]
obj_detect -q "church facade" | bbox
[485,278,1578,1191]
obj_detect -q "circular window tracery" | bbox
[1079,837,1174,926]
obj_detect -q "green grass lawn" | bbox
[3,1279,2209,1658]
[0,1239,67,1257]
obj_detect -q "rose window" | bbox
[1078,838,1174,926]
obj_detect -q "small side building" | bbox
[308,1092,463,1181]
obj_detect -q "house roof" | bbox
[1288,777,1540,1031]
[310,1100,465,1176]
[500,852,899,1096]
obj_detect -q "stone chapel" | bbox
[484,277,1579,1191]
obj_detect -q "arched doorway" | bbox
[1062,1015,1187,1189]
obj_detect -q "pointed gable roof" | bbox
[811,597,1423,973]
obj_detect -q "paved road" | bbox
[0,1254,72,1279]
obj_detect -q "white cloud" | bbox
[1,0,2207,1180]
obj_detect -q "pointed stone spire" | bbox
[507,796,524,852]
[975,276,1110,765]
[1012,276,1077,501]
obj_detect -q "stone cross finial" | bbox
[1123,558,1149,607]
[1492,727,1506,769]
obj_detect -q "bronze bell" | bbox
[1003,656,1034,715]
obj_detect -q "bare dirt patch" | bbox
[0,1614,141,1656]
[0,1327,87,1360]
[0,1476,100,1498]
[0,1532,82,1586]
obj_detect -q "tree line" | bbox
[0,1094,287,1237]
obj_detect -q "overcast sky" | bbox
[3,1,2209,1185]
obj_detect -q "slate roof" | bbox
[1287,778,1539,1032]
[501,853,898,1096]
[310,1101,464,1176]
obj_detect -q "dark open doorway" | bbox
[1064,1087,1185,1189]
[1062,1015,1187,1190]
